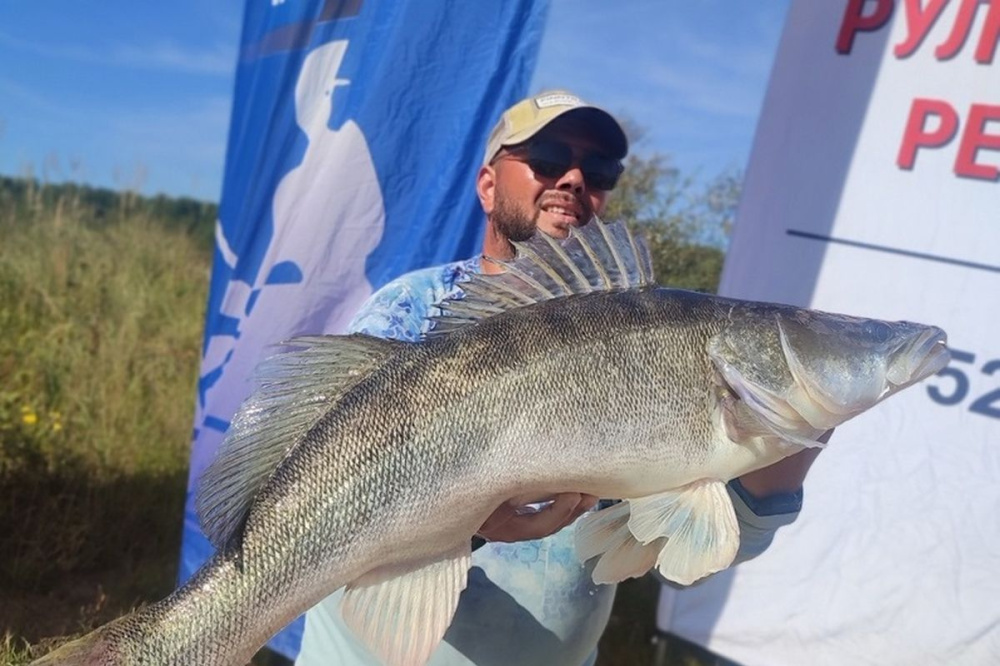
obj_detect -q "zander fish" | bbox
[32,220,949,666]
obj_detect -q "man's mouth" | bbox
[543,205,580,221]
[539,197,585,224]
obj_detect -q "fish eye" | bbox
[863,321,893,343]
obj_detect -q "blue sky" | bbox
[0,1,789,201]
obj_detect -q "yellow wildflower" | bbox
[21,408,38,426]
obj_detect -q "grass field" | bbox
[0,182,208,663]
[0,179,725,666]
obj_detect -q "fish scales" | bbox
[270,288,757,530]
[30,220,949,666]
[69,288,734,663]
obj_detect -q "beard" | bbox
[490,194,537,243]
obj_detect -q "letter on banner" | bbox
[897,98,959,169]
[837,0,895,53]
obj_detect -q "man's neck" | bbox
[480,219,514,275]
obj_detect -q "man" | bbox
[295,90,820,666]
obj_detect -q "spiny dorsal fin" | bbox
[195,334,403,551]
[428,218,655,338]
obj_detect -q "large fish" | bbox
[33,220,948,666]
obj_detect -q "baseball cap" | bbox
[482,90,628,165]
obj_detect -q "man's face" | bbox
[482,123,617,242]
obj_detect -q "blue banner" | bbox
[180,0,548,657]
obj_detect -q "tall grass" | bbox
[0,182,210,659]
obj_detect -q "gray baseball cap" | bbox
[482,90,628,165]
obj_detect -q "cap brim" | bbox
[501,106,628,159]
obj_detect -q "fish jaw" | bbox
[884,324,950,389]
[709,307,949,438]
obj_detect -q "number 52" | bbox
[926,349,1000,419]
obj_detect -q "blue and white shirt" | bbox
[296,258,802,666]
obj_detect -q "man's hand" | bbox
[737,429,832,497]
[477,493,599,543]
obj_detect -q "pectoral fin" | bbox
[341,542,471,666]
[575,501,664,584]
[714,376,827,450]
[629,480,740,585]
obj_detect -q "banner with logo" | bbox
[659,0,999,663]
[179,0,548,657]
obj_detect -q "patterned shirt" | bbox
[296,257,802,666]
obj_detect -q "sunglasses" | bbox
[500,140,624,191]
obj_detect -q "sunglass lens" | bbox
[521,141,622,190]
[581,155,623,190]
[527,141,573,178]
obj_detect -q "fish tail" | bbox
[30,618,122,665]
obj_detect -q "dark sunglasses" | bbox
[501,140,624,191]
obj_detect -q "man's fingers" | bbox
[477,503,518,536]
[477,492,590,543]
[578,494,600,512]
[552,493,600,531]
[537,492,585,531]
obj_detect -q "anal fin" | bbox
[341,542,472,666]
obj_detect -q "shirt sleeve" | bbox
[346,260,473,341]
[346,272,445,341]
[346,281,427,341]
[727,477,802,565]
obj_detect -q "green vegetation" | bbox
[607,123,739,294]
[0,634,31,666]
[0,164,736,665]
[0,176,218,248]
[0,179,212,662]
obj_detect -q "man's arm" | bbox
[737,429,829,497]
[737,446,823,497]
[721,430,829,567]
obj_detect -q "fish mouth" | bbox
[887,326,950,388]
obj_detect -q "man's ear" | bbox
[477,165,496,215]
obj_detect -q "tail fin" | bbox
[30,622,118,666]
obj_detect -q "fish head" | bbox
[709,306,950,438]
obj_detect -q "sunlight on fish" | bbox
[32,220,948,666]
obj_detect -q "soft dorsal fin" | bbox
[195,334,402,551]
[427,218,655,338]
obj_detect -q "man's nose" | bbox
[555,165,585,194]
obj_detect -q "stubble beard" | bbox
[490,195,538,243]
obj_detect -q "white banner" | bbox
[659,1,1000,664]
